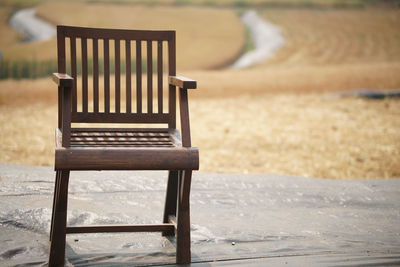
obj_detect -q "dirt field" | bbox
[1,72,399,179]
[1,2,244,70]
[261,9,400,66]
[0,5,399,179]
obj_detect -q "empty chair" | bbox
[49,25,198,266]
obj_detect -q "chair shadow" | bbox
[64,235,210,266]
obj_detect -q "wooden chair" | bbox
[49,25,199,266]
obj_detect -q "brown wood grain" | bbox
[71,112,170,123]
[57,26,66,73]
[179,88,191,147]
[147,40,153,114]
[93,38,99,113]
[81,37,88,114]
[55,147,199,170]
[49,170,69,267]
[158,40,163,114]
[104,38,110,114]
[115,39,121,113]
[70,37,77,113]
[169,76,197,89]
[126,40,131,113]
[61,86,71,147]
[52,26,198,265]
[176,170,192,264]
[59,25,174,40]
[52,73,73,87]
[168,33,176,129]
[66,224,174,234]
[136,40,142,113]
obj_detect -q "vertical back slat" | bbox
[147,40,153,114]
[136,40,142,113]
[93,38,99,113]
[70,37,77,113]
[57,29,65,129]
[157,40,163,114]
[57,28,66,73]
[60,28,177,126]
[125,40,131,113]
[115,39,121,113]
[81,38,88,113]
[168,33,176,129]
[104,38,110,114]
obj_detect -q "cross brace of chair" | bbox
[65,221,176,234]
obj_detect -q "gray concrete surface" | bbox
[0,164,399,266]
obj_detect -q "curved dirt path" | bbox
[232,10,285,69]
[9,8,56,42]
[9,8,282,69]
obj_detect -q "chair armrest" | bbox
[52,73,73,87]
[169,76,197,89]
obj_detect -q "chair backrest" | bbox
[56,25,176,128]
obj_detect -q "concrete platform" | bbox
[0,164,399,266]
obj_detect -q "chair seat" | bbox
[69,128,182,147]
[55,128,199,170]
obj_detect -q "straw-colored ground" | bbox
[1,5,399,179]
[1,73,399,179]
[261,9,400,66]
[1,2,245,70]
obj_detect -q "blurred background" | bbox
[0,0,399,179]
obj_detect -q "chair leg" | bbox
[162,170,179,236]
[50,171,61,241]
[49,170,70,267]
[176,170,192,264]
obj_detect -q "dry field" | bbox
[1,5,400,179]
[261,9,400,66]
[0,8,19,49]
[1,78,399,179]
[35,0,396,9]
[191,95,400,178]
[1,2,244,70]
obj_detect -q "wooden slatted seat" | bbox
[69,128,179,147]
[49,25,198,266]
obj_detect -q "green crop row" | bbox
[0,59,159,80]
[0,59,57,80]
